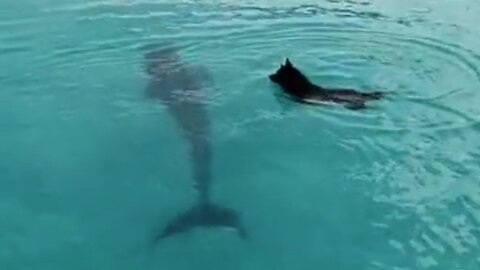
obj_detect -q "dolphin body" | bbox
[143,45,246,242]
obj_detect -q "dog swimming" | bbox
[269,58,384,110]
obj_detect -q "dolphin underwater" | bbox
[143,45,246,242]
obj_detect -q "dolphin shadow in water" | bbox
[269,58,384,110]
[143,44,246,243]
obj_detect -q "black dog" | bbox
[269,58,383,110]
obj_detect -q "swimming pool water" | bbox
[1,0,480,269]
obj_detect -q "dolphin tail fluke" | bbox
[155,203,246,243]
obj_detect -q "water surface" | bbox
[1,0,480,269]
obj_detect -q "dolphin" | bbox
[143,44,246,242]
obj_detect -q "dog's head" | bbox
[269,58,293,84]
[269,58,311,92]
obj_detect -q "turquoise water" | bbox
[1,0,480,269]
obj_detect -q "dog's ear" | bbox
[285,58,292,68]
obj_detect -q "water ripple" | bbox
[27,2,480,137]
[183,23,480,133]
[2,1,480,269]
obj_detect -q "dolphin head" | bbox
[143,44,181,76]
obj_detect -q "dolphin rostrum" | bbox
[143,44,246,242]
